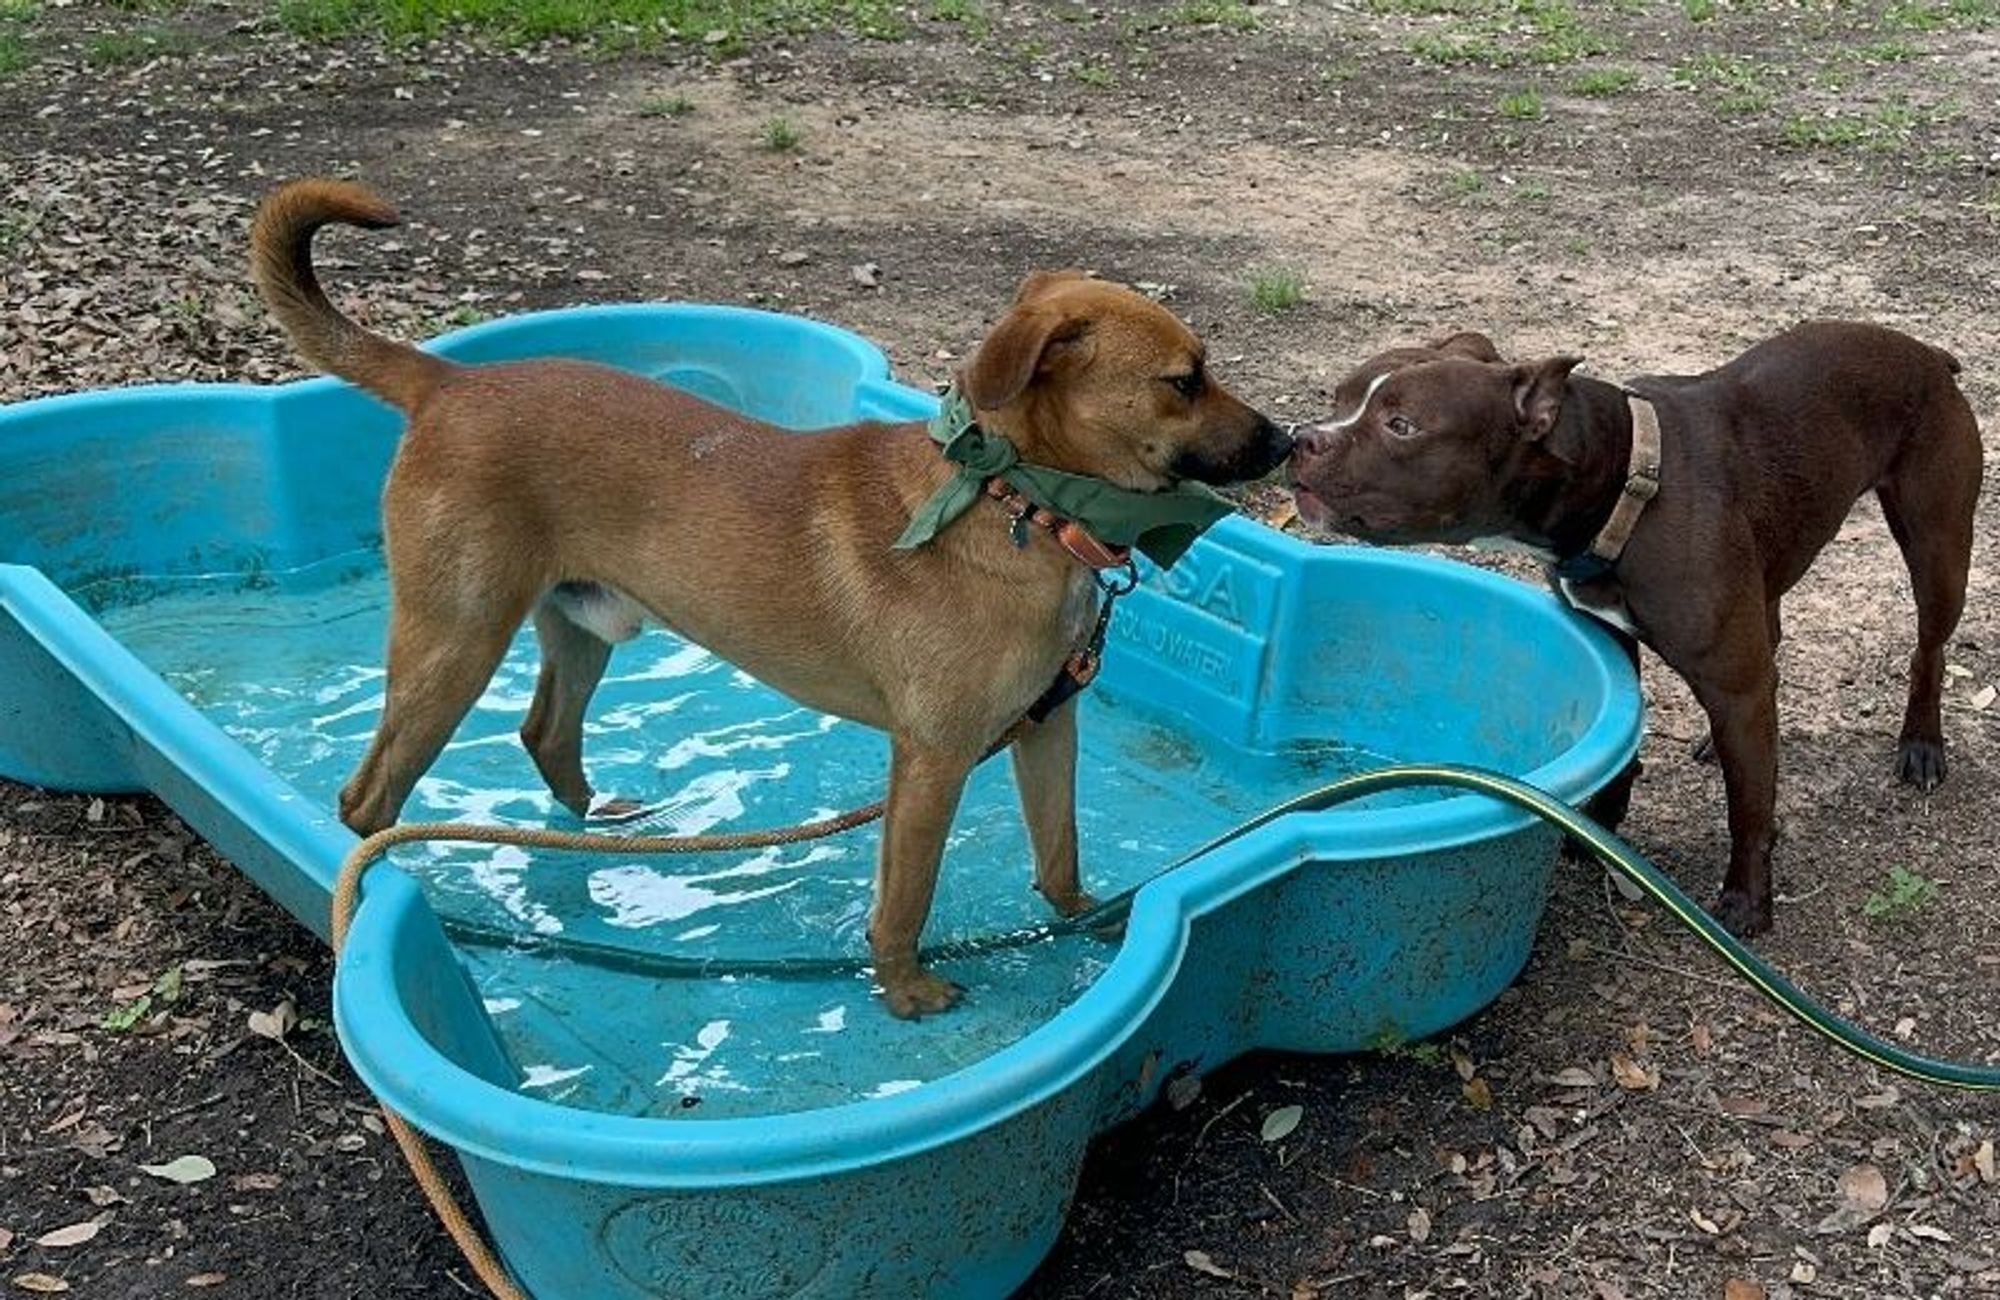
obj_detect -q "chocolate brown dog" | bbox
[1289,322,1982,936]
[250,178,1291,1016]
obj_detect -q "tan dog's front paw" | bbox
[878,965,964,1019]
[1041,888,1102,919]
[586,795,649,823]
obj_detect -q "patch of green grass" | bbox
[439,304,491,328]
[1362,1025,1451,1067]
[926,0,977,19]
[0,30,30,78]
[1683,0,1715,19]
[1885,0,1997,30]
[1247,264,1306,312]
[1849,37,1918,60]
[1715,90,1772,115]
[1521,0,1607,63]
[1572,66,1637,95]
[87,24,196,64]
[1150,0,1258,31]
[1862,865,1938,922]
[761,114,801,151]
[1781,113,1867,148]
[1384,1040,1449,1067]
[1498,87,1545,118]
[101,965,184,1033]
[275,0,370,39]
[1074,61,1115,86]
[274,0,914,49]
[1515,179,1551,201]
[1412,31,1510,64]
[0,209,33,253]
[1446,167,1486,199]
[1781,98,1931,152]
[1672,51,1774,116]
[1396,0,1606,67]
[637,92,694,116]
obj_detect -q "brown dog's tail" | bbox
[249,178,453,413]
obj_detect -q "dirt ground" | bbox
[3,1,1999,1297]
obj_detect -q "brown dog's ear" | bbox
[962,307,1094,409]
[1511,355,1582,441]
[1430,331,1502,362]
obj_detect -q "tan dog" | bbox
[249,179,1291,1017]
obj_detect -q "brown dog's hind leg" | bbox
[1009,698,1098,918]
[1878,404,1981,792]
[871,736,978,1019]
[339,603,524,835]
[522,598,617,817]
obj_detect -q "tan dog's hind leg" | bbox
[1010,699,1098,918]
[521,599,617,817]
[339,598,528,835]
[871,737,977,1018]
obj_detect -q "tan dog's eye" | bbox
[1386,414,1420,438]
[1165,370,1205,400]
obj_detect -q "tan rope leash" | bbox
[328,800,887,1300]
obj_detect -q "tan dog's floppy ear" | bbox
[1011,268,1092,305]
[1430,331,1502,362]
[1511,355,1582,441]
[962,307,1094,410]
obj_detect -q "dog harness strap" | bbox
[984,558,1140,754]
[982,478,1132,570]
[1556,393,1662,581]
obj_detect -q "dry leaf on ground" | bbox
[138,1156,215,1185]
[246,1000,296,1042]
[1610,1052,1659,1091]
[1815,1162,1889,1235]
[30,1221,98,1250]
[1260,1105,1303,1144]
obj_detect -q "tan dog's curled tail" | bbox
[249,178,453,413]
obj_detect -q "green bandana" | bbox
[892,388,1236,569]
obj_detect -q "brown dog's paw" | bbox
[1894,739,1947,792]
[1710,888,1773,939]
[879,968,965,1020]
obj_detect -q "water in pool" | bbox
[96,560,1402,1118]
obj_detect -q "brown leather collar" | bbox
[982,478,1132,571]
[1566,393,1661,576]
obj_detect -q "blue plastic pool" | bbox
[0,305,1643,1299]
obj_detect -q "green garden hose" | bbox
[433,762,2000,1091]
